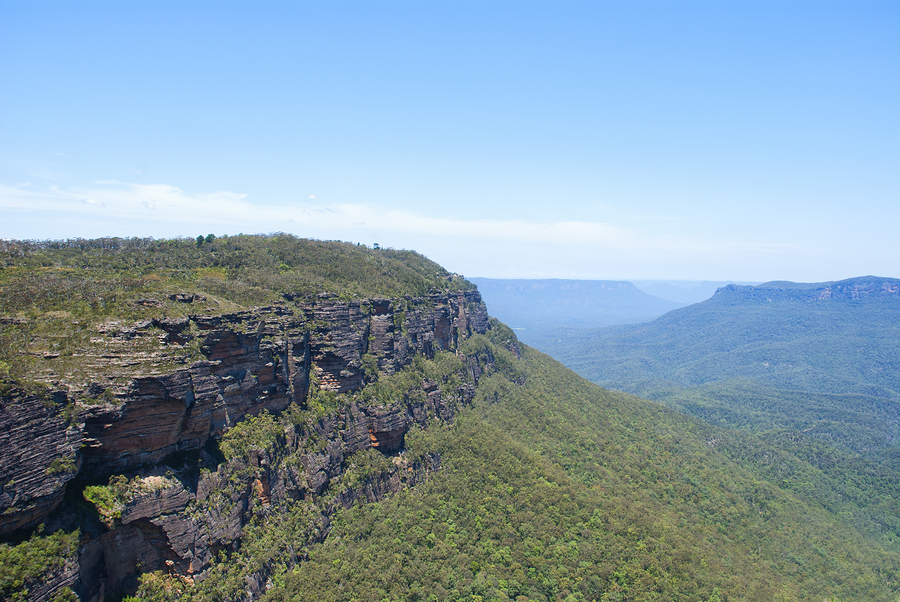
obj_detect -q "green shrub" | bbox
[0,529,79,602]
[83,475,130,523]
[45,457,76,475]
[219,411,282,461]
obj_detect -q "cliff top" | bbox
[0,234,475,384]
[723,275,900,298]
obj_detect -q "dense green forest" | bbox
[539,279,900,455]
[3,240,900,601]
[116,329,900,601]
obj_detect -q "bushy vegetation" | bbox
[123,348,478,602]
[0,234,471,382]
[0,235,469,308]
[6,241,900,601]
[0,528,79,602]
[541,282,900,458]
[122,338,900,602]
[82,473,183,528]
[219,410,283,462]
[259,346,900,601]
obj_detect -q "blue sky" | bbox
[1,1,897,282]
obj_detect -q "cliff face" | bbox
[0,386,81,536]
[76,291,486,473]
[715,276,900,303]
[0,290,492,600]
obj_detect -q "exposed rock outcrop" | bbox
[73,371,476,599]
[0,385,82,536]
[715,276,900,303]
[76,292,487,474]
[0,290,492,600]
[26,556,80,602]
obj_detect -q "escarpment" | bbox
[0,290,496,601]
[714,276,900,303]
[73,291,486,473]
[0,386,81,537]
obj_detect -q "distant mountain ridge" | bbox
[719,275,900,301]
[633,279,759,304]
[469,277,683,344]
[541,275,900,455]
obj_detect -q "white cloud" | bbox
[0,180,830,280]
[0,181,812,256]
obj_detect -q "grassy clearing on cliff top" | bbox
[0,234,472,381]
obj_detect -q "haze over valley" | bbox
[2,2,899,601]
[469,278,759,346]
[4,238,900,601]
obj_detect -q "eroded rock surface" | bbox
[0,386,82,536]
[77,292,487,474]
[1,290,493,600]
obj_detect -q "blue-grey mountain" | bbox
[544,276,900,454]
[468,278,683,345]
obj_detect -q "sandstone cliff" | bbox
[714,276,900,303]
[0,290,493,600]
[0,385,81,537]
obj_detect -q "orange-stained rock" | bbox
[76,292,487,474]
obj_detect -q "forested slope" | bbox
[262,337,900,602]
[542,277,900,455]
[2,241,899,602]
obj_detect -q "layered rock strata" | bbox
[0,290,491,600]
[0,386,81,536]
[715,276,900,303]
[77,291,487,474]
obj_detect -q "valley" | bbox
[540,277,900,455]
[1,239,899,601]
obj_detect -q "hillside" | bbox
[543,276,900,456]
[1,243,899,601]
[257,343,900,602]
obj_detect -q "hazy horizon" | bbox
[2,1,897,283]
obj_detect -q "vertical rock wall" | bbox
[0,387,81,537]
[72,292,487,475]
[0,290,492,600]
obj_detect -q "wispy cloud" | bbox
[0,180,640,246]
[0,180,825,279]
